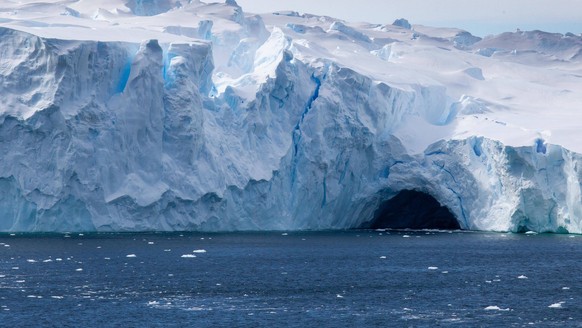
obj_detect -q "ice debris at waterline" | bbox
[1,1,582,233]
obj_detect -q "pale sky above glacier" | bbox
[236,0,582,36]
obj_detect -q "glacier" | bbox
[1,0,582,232]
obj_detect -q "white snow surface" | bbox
[1,1,582,232]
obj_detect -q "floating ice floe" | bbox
[181,254,197,258]
[484,306,510,311]
[189,307,209,311]
[517,275,528,279]
[548,302,565,308]
[126,254,137,258]
[192,249,207,253]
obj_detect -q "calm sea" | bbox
[1,231,581,327]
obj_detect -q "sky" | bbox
[235,0,582,37]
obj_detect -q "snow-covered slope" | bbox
[1,0,582,232]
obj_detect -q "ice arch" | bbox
[363,190,461,230]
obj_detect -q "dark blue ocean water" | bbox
[1,230,581,327]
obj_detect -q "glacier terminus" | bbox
[1,0,582,233]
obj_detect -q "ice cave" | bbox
[363,190,461,230]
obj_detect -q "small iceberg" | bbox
[484,305,510,311]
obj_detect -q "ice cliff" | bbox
[1,1,582,232]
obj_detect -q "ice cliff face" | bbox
[1,1,582,232]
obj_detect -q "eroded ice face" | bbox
[1,0,582,233]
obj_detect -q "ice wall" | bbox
[1,7,582,233]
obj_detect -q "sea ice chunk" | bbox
[548,302,565,308]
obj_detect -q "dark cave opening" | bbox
[364,190,461,230]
